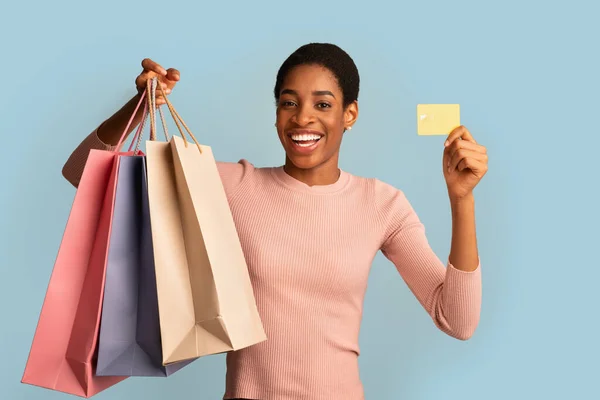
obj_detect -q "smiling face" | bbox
[275,64,358,172]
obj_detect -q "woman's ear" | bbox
[344,100,359,130]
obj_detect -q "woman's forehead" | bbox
[281,65,341,95]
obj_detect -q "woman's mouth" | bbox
[287,131,324,154]
[290,133,322,147]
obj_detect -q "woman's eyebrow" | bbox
[280,89,336,98]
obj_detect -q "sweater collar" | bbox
[271,166,351,194]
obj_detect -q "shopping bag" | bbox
[95,153,195,376]
[144,83,266,365]
[21,150,126,397]
[21,91,149,398]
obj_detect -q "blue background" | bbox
[1,0,598,399]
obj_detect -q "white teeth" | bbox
[290,133,321,141]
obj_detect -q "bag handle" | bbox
[148,77,170,143]
[117,77,204,154]
[155,84,170,141]
[152,78,203,154]
[127,94,149,152]
[114,86,148,151]
[127,78,172,152]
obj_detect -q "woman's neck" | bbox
[283,157,341,187]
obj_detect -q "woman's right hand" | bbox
[135,58,180,106]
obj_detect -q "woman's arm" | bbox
[377,183,482,341]
[61,58,180,187]
[448,194,479,272]
[443,125,488,273]
[61,93,144,187]
[96,93,146,146]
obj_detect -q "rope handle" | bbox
[148,77,170,143]
[127,78,171,152]
[127,95,149,152]
[115,77,203,154]
[154,78,203,154]
[114,86,147,151]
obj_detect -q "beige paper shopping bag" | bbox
[144,82,266,365]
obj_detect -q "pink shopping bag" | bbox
[21,92,148,398]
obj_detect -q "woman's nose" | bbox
[293,105,315,126]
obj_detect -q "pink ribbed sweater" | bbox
[62,131,482,400]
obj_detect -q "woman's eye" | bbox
[281,101,296,107]
[316,102,331,109]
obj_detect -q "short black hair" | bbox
[274,43,360,109]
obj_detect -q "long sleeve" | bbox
[375,180,482,340]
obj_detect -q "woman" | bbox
[62,43,487,400]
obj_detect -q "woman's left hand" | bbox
[443,125,488,202]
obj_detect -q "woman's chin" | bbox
[285,153,323,170]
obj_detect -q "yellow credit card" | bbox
[417,104,460,136]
